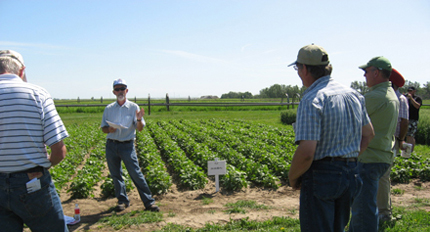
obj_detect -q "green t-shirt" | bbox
[359,81,399,164]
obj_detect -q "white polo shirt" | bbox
[0,74,69,173]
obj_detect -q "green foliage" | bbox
[221,91,253,99]
[391,153,430,183]
[280,109,297,125]
[147,122,208,190]
[136,130,172,194]
[392,188,405,195]
[377,207,430,232]
[99,210,163,230]
[416,109,430,145]
[50,122,104,192]
[350,81,369,95]
[68,146,108,198]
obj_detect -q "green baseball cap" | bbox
[288,44,329,66]
[359,56,392,71]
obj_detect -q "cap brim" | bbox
[358,64,369,70]
[287,61,297,67]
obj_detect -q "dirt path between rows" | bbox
[56,179,429,232]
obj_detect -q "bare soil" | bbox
[57,179,429,232]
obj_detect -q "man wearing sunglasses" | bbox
[350,57,399,232]
[101,79,159,212]
[405,86,422,152]
[0,50,69,231]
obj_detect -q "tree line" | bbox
[221,81,430,100]
[351,80,430,99]
[221,84,307,100]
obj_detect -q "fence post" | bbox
[166,93,170,111]
[148,94,151,115]
[101,96,103,103]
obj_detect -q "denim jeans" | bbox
[0,168,68,232]
[106,140,155,208]
[300,159,362,232]
[350,162,391,232]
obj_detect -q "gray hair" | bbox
[0,57,22,75]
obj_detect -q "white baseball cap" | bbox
[113,78,127,87]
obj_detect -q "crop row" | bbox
[51,120,429,199]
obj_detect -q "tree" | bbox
[350,81,369,95]
[421,81,430,99]
[220,91,253,99]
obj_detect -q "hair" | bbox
[0,57,21,75]
[297,62,333,80]
[380,69,392,79]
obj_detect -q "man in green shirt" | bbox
[350,57,399,232]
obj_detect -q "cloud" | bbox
[241,44,252,52]
[160,49,226,64]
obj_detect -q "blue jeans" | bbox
[350,162,391,232]
[300,159,362,232]
[106,140,155,208]
[0,168,68,232]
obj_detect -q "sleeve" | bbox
[399,96,409,120]
[364,93,378,117]
[416,97,423,105]
[294,98,321,142]
[42,95,69,146]
[361,96,371,126]
[101,107,109,128]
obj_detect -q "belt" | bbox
[319,157,357,162]
[108,139,133,144]
[1,166,45,175]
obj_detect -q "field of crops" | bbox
[51,118,430,199]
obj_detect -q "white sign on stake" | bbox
[208,158,226,192]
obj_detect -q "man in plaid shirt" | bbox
[288,44,374,232]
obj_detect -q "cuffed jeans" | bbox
[106,139,155,208]
[350,162,391,232]
[0,169,68,232]
[300,159,362,232]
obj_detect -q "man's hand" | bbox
[399,140,406,150]
[135,108,145,132]
[289,176,302,190]
[136,108,144,120]
[102,126,117,134]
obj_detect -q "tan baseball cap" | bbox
[0,50,25,67]
[288,44,329,66]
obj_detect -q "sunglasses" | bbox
[114,87,127,91]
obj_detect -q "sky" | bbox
[1,0,429,99]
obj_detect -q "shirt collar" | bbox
[0,73,23,82]
[369,81,391,91]
[303,75,331,96]
[114,99,131,108]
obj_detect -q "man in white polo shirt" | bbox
[101,79,159,212]
[0,50,69,231]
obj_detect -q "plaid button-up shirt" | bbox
[295,75,370,160]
